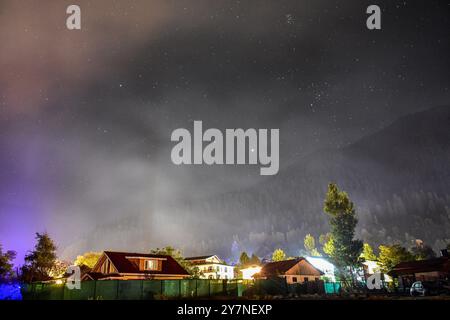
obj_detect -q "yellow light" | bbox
[241,266,262,280]
[55,279,64,285]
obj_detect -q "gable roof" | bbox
[389,257,450,276]
[82,272,115,281]
[258,258,323,277]
[185,255,217,261]
[185,255,226,264]
[99,251,190,275]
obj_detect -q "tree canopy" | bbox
[239,252,250,266]
[249,254,261,265]
[360,243,377,261]
[272,248,287,262]
[0,245,16,282]
[378,244,414,273]
[21,232,58,282]
[410,240,436,260]
[323,183,363,276]
[304,234,321,257]
[74,252,102,269]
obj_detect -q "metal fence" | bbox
[19,278,450,300]
[21,278,334,300]
[22,279,249,300]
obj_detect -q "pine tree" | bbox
[249,254,261,265]
[323,183,363,280]
[239,252,250,266]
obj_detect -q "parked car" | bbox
[409,280,449,296]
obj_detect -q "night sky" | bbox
[1,1,449,265]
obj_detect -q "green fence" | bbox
[324,282,341,294]
[21,279,249,300]
[21,279,334,300]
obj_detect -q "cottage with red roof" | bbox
[254,258,323,284]
[388,250,450,288]
[82,251,190,281]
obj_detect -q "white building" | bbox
[185,255,235,280]
[306,256,336,282]
[362,260,392,282]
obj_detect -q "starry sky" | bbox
[0,0,449,265]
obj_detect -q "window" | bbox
[145,259,158,270]
[101,259,111,274]
[292,277,298,283]
[304,277,309,282]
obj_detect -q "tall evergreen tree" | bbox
[239,252,250,266]
[21,233,58,282]
[323,183,363,280]
[249,254,261,265]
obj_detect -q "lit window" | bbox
[145,259,158,270]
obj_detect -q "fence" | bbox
[22,279,249,300]
[21,278,335,300]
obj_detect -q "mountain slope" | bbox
[64,106,450,260]
[177,105,450,257]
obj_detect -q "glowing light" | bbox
[306,256,336,282]
[55,279,64,285]
[241,265,262,280]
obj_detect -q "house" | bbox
[305,257,336,282]
[240,265,262,280]
[388,250,450,288]
[185,255,235,279]
[254,258,323,284]
[362,260,392,282]
[82,251,190,281]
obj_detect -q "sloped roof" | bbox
[83,272,114,280]
[185,255,216,261]
[258,258,323,277]
[389,257,450,276]
[103,251,190,275]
